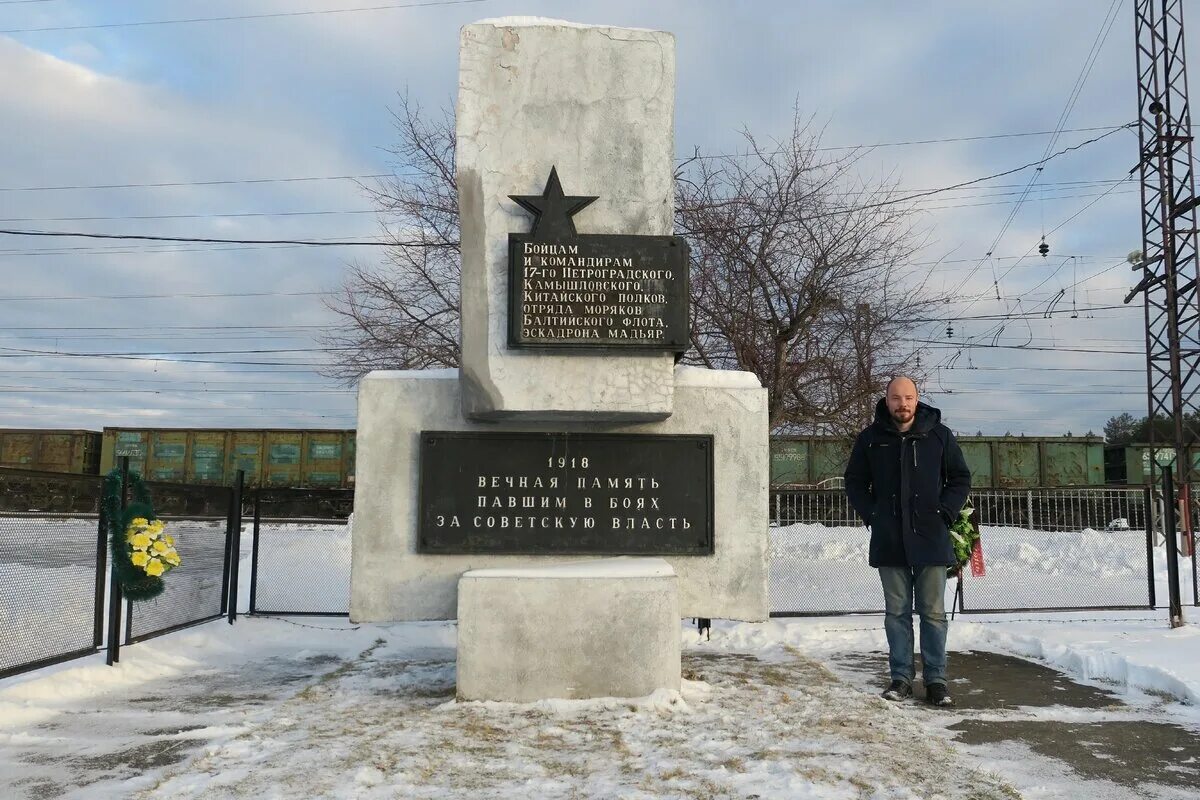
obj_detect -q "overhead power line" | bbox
[914,339,1140,355]
[678,124,1133,238]
[0,129,1132,196]
[0,228,393,247]
[2,124,1126,250]
[0,0,489,33]
[0,173,392,193]
[0,290,326,301]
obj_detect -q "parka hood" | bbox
[873,397,941,435]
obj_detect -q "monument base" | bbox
[457,557,680,701]
[350,365,769,622]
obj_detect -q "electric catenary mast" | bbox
[1128,0,1200,555]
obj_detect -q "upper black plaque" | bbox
[507,167,690,351]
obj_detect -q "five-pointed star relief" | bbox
[509,166,598,239]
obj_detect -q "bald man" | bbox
[844,376,971,707]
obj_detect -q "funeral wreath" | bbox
[103,469,181,601]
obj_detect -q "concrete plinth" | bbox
[456,557,680,701]
[349,365,768,623]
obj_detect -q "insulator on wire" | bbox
[1038,236,1049,257]
[946,322,954,339]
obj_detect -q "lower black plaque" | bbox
[418,431,714,555]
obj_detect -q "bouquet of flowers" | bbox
[948,503,980,576]
[125,516,181,578]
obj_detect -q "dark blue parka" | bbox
[844,399,972,567]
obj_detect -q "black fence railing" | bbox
[248,488,353,616]
[0,470,108,678]
[123,476,238,645]
[768,487,1183,616]
[0,466,239,679]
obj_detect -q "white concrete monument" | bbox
[350,17,769,702]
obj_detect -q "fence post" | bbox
[1144,485,1157,610]
[1026,490,1034,530]
[1161,466,1185,628]
[227,471,245,624]
[93,495,108,650]
[774,492,780,526]
[105,457,128,666]
[249,488,261,615]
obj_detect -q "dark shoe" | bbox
[926,682,953,707]
[881,680,912,701]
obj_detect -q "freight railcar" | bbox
[1104,443,1200,484]
[99,428,356,488]
[770,435,1105,488]
[0,429,101,474]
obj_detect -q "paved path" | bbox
[829,649,1200,798]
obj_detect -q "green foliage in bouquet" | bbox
[948,502,979,576]
[103,469,181,601]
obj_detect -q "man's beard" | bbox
[890,409,914,425]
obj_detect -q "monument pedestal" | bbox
[350,365,768,623]
[457,557,680,701]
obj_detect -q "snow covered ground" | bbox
[2,520,1200,798]
[1,612,1198,799]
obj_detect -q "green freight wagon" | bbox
[100,428,357,488]
[0,429,101,474]
[1104,443,1200,484]
[768,437,856,486]
[956,435,1104,488]
[769,434,1105,488]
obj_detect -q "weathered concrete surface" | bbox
[349,367,768,622]
[457,19,678,421]
[830,649,1200,794]
[456,558,680,701]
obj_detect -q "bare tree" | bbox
[675,113,937,434]
[329,104,937,436]
[322,94,460,378]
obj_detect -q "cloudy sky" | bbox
[0,0,1156,435]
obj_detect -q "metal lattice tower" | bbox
[1129,0,1200,519]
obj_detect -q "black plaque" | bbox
[417,431,713,555]
[506,167,690,351]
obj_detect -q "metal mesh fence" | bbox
[123,479,233,643]
[0,469,105,678]
[126,519,231,643]
[249,489,353,615]
[957,525,1153,612]
[770,487,1155,615]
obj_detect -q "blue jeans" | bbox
[878,565,948,686]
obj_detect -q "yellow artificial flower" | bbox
[152,540,169,554]
[165,535,175,546]
[131,517,149,527]
[130,533,151,549]
[144,558,165,577]
[164,551,181,566]
[131,551,150,566]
